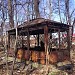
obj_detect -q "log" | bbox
[49,52,58,64]
[17,48,23,59]
[32,51,39,62]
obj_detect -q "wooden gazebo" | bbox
[7,18,72,65]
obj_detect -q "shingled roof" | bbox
[18,18,69,28]
[7,18,71,35]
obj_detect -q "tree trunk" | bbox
[8,0,14,28]
[1,0,5,35]
[58,0,62,23]
[65,0,71,25]
[48,0,52,20]
[33,0,40,18]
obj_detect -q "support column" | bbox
[37,34,39,46]
[58,29,60,50]
[27,28,30,51]
[44,26,49,65]
[67,29,70,60]
[8,33,10,48]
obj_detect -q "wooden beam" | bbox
[37,34,39,46]
[8,33,10,48]
[27,28,30,51]
[58,29,60,50]
[44,26,49,65]
[67,29,70,60]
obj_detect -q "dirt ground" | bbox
[0,48,75,75]
[0,60,74,75]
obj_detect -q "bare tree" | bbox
[48,0,52,20]
[0,0,6,35]
[8,0,14,28]
[65,0,71,25]
[33,0,40,18]
[58,0,62,22]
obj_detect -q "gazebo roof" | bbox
[8,18,70,35]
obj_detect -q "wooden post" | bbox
[58,29,60,50]
[27,28,30,51]
[11,28,18,75]
[67,29,70,60]
[50,32,52,49]
[37,34,39,46]
[8,33,10,48]
[27,28,31,65]
[44,26,49,65]
[16,28,18,42]
[71,26,73,48]
[4,32,9,75]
